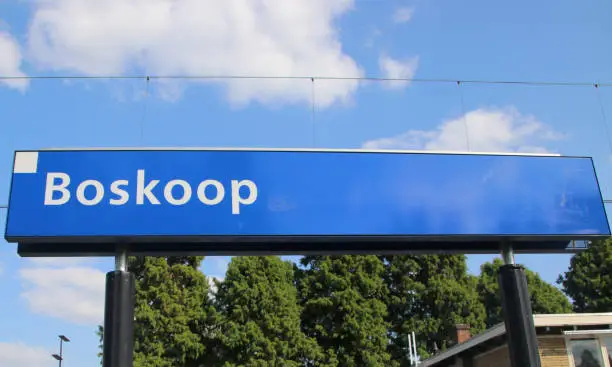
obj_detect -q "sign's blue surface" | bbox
[4,149,610,241]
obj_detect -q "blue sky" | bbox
[1,0,612,366]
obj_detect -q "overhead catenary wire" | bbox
[0,74,611,87]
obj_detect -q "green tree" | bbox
[132,256,218,367]
[214,256,332,366]
[96,325,103,366]
[298,255,391,367]
[478,258,571,327]
[558,239,612,312]
[95,256,218,367]
[383,255,486,362]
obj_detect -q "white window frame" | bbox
[564,331,612,367]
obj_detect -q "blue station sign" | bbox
[4,148,610,256]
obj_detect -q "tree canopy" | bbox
[130,256,217,367]
[298,255,392,366]
[558,239,612,312]
[214,256,331,366]
[478,258,572,327]
[384,255,486,362]
[95,252,575,366]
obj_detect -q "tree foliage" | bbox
[214,256,331,366]
[97,256,215,367]
[558,239,612,312]
[130,256,217,367]
[298,255,391,367]
[478,258,572,327]
[94,253,572,366]
[97,325,103,366]
[384,255,486,362]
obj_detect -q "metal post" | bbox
[59,339,63,367]
[498,243,541,367]
[412,331,418,365]
[407,332,413,365]
[102,247,135,367]
[501,242,515,265]
[115,248,127,272]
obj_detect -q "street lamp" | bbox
[51,335,70,367]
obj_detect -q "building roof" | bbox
[421,313,612,367]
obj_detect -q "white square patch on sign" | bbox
[14,152,39,174]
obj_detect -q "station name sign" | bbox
[4,148,610,256]
[43,170,257,214]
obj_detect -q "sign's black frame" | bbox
[15,237,602,257]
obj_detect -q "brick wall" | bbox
[538,337,570,367]
[470,337,569,367]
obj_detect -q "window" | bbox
[604,337,612,367]
[569,339,605,367]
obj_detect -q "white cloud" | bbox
[201,256,230,298]
[378,54,419,89]
[26,0,362,107]
[207,276,223,299]
[0,342,52,367]
[20,266,105,326]
[363,107,564,153]
[393,7,414,24]
[0,30,28,91]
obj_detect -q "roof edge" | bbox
[420,323,506,367]
[421,313,612,366]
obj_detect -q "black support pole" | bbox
[102,250,135,367]
[498,244,541,367]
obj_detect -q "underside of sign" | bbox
[5,148,610,256]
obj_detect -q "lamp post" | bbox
[51,335,70,367]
